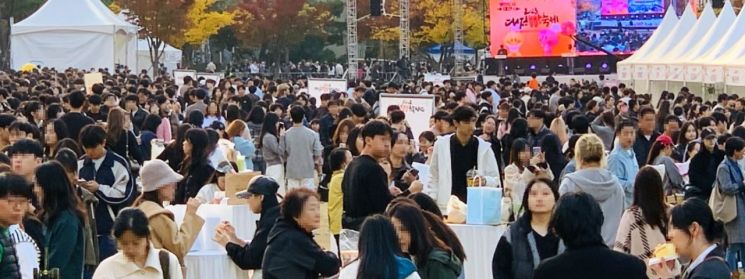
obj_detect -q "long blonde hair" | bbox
[574,134,606,169]
[550,117,568,146]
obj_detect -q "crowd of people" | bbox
[0,64,742,279]
[575,29,653,53]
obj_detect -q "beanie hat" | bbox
[140,159,184,192]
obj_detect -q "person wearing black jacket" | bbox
[688,128,724,201]
[534,192,647,279]
[262,188,339,279]
[342,120,394,230]
[60,90,95,140]
[214,176,280,271]
[526,110,565,184]
[633,107,660,167]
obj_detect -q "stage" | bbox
[484,53,631,76]
[483,74,620,87]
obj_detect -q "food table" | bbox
[168,204,260,279]
[449,224,507,279]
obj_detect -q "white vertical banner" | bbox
[668,65,685,82]
[378,94,435,144]
[726,67,745,86]
[704,65,724,84]
[633,65,649,80]
[686,65,703,83]
[649,64,667,81]
[617,64,632,81]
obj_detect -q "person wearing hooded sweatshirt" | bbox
[607,120,639,209]
[213,176,281,278]
[134,159,205,271]
[559,134,624,248]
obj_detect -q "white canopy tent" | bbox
[10,0,138,70]
[136,40,182,77]
[681,1,736,84]
[617,5,679,92]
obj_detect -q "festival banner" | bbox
[173,70,196,86]
[307,78,348,102]
[489,0,577,57]
[668,65,685,82]
[726,67,745,86]
[378,94,435,146]
[649,64,667,81]
[685,65,703,83]
[633,64,649,80]
[197,72,224,85]
[424,73,452,86]
[703,66,724,84]
[617,64,632,81]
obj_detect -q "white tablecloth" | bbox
[449,224,506,279]
[168,204,260,278]
[185,250,251,279]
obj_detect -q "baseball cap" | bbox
[701,127,717,140]
[236,176,280,199]
[655,134,674,146]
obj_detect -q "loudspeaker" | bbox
[371,0,383,16]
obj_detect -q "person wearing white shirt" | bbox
[92,208,182,279]
[667,199,730,279]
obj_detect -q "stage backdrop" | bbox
[490,0,577,57]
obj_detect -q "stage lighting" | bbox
[530,64,537,70]
[585,63,592,69]
[601,63,608,69]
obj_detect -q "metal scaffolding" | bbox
[453,0,464,75]
[399,0,410,59]
[346,0,358,79]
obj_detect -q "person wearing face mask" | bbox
[213,176,280,277]
[428,106,501,212]
[689,128,724,201]
[261,188,339,279]
[92,208,182,279]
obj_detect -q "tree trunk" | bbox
[0,18,9,70]
[147,37,165,77]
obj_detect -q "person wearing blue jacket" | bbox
[607,119,638,209]
[226,120,256,171]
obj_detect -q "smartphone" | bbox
[77,179,86,184]
[532,146,542,155]
[278,122,285,130]
[409,169,419,177]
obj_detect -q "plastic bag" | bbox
[339,229,360,267]
[446,195,467,224]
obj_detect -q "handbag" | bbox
[709,161,738,223]
[125,132,141,175]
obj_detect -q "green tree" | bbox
[0,0,45,69]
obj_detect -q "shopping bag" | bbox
[466,187,502,225]
[445,196,467,224]
[709,182,737,223]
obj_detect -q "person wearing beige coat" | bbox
[134,159,205,267]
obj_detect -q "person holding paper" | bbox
[214,176,280,276]
[428,106,501,213]
[134,159,204,269]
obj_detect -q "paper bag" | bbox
[466,187,502,225]
[225,171,260,205]
[446,196,467,224]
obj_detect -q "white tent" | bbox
[136,40,182,76]
[10,0,138,70]
[680,1,736,83]
[617,5,679,83]
[638,5,698,82]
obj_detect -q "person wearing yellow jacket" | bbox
[134,159,205,272]
[328,148,353,244]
